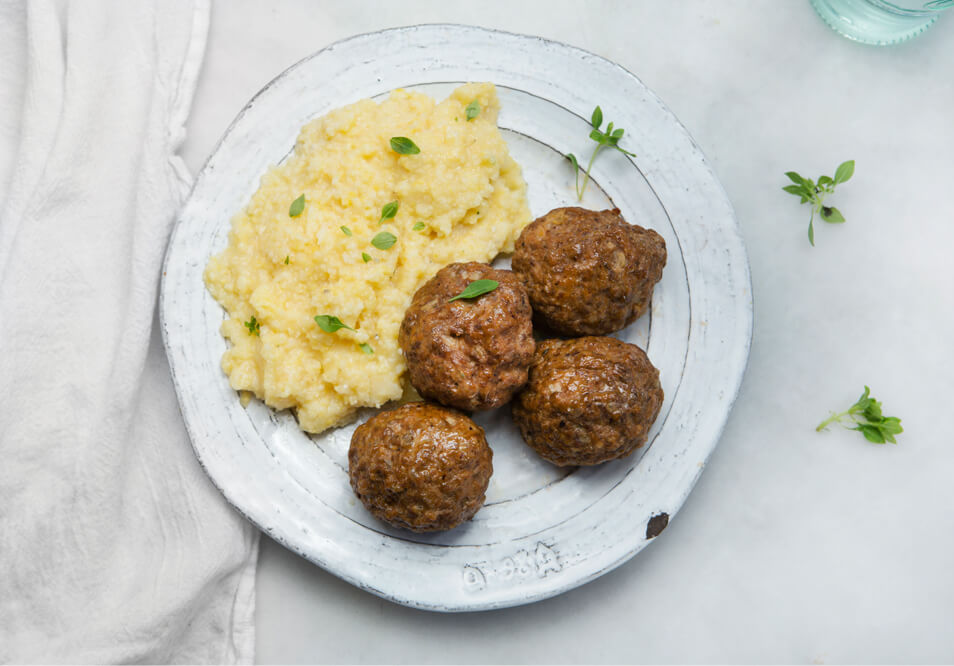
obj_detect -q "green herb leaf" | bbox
[834,159,855,184]
[289,194,305,217]
[359,342,374,355]
[340,226,352,236]
[821,206,846,224]
[361,252,371,263]
[880,418,903,442]
[782,184,806,196]
[448,279,500,302]
[591,106,603,129]
[371,231,397,250]
[284,255,289,265]
[852,386,872,414]
[244,315,260,336]
[784,171,806,186]
[390,137,420,155]
[880,416,902,431]
[380,200,399,223]
[863,399,883,421]
[314,315,354,333]
[412,222,426,231]
[465,99,480,121]
[566,152,579,176]
[856,424,886,444]
[589,128,605,143]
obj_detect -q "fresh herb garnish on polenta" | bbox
[361,252,371,263]
[412,222,426,231]
[371,231,397,250]
[314,315,354,333]
[380,201,399,223]
[359,343,374,355]
[289,194,305,217]
[465,100,481,121]
[340,226,352,236]
[244,316,260,336]
[390,137,420,155]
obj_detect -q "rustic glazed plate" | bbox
[161,24,752,611]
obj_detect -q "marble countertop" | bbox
[180,2,954,662]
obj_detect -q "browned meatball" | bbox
[399,262,535,412]
[512,337,663,466]
[511,207,666,337]
[349,402,493,532]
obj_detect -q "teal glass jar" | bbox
[811,0,953,44]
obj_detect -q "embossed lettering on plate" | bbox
[462,542,562,592]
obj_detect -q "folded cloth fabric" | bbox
[0,1,258,662]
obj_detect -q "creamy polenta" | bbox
[204,83,531,433]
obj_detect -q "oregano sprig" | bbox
[243,315,260,336]
[783,160,854,246]
[816,385,903,444]
[566,106,636,200]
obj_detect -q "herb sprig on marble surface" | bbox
[816,385,903,444]
[783,160,854,246]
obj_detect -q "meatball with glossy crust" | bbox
[399,262,535,412]
[349,402,493,532]
[513,336,663,466]
[511,207,666,337]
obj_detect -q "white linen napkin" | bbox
[0,1,259,662]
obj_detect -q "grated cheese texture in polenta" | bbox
[203,83,531,433]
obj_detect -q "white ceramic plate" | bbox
[161,24,752,611]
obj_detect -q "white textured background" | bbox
[181,2,954,663]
